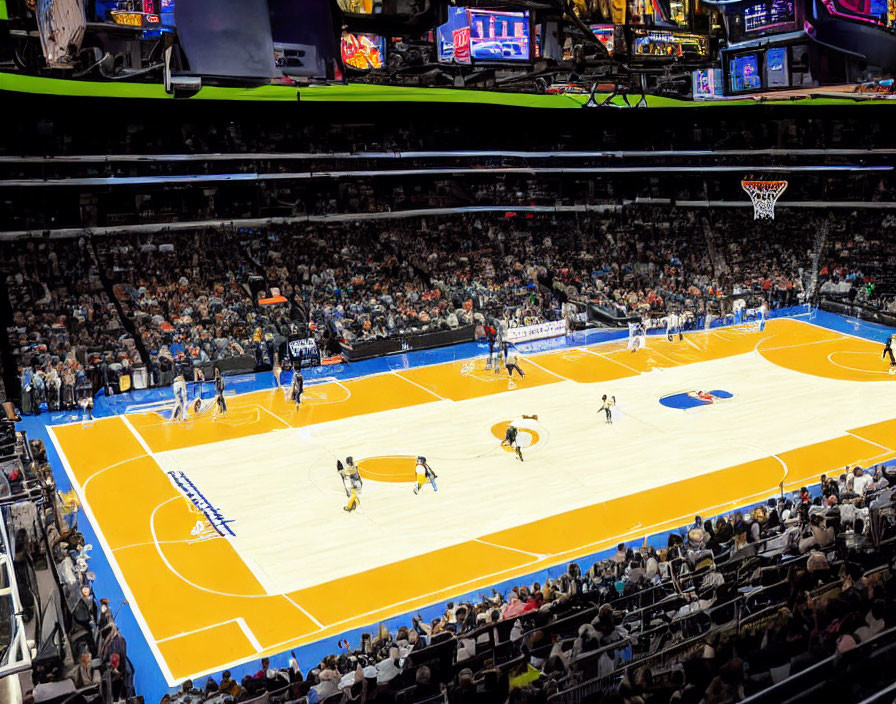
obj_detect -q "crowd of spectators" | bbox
[3,206,828,411]
[815,212,896,315]
[1,237,139,415]
[159,460,896,704]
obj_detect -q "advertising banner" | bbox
[288,336,321,368]
[503,320,568,343]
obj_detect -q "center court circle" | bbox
[490,420,541,452]
[355,456,417,482]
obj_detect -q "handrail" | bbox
[2,148,896,163]
[1,163,889,188]
[858,679,896,704]
[740,624,896,703]
[0,506,33,678]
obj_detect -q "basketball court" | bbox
[47,316,896,686]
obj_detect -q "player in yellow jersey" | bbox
[413,457,438,494]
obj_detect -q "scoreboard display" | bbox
[743,0,796,32]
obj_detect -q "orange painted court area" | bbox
[48,318,896,685]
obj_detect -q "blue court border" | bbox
[17,305,895,699]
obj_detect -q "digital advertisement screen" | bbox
[692,68,724,98]
[833,0,891,22]
[437,7,530,63]
[337,0,375,14]
[96,0,175,27]
[632,30,708,57]
[341,32,386,70]
[744,0,796,32]
[437,7,472,64]
[589,24,615,54]
[729,53,762,91]
[160,0,175,25]
[766,46,789,86]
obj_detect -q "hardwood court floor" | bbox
[48,318,896,685]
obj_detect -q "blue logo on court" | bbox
[660,389,733,410]
[166,470,236,537]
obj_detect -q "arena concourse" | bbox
[3,98,896,704]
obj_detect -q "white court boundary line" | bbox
[282,594,325,630]
[474,538,548,561]
[827,350,892,376]
[390,370,449,401]
[645,346,680,366]
[845,431,894,454]
[112,537,222,552]
[133,406,264,429]
[298,379,352,406]
[81,455,147,493]
[757,335,847,353]
[518,354,574,383]
[580,347,643,374]
[256,403,292,428]
[120,416,154,455]
[155,617,263,652]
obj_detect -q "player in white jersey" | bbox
[170,374,190,422]
[627,322,646,352]
[666,312,683,342]
[503,344,526,379]
[598,395,615,424]
[272,351,283,389]
[758,302,769,332]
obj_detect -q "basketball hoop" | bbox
[741,180,788,220]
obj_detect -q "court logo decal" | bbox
[167,470,236,537]
[659,389,733,410]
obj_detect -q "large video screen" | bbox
[692,68,724,98]
[831,0,891,23]
[729,53,762,91]
[744,0,796,32]
[437,8,530,63]
[337,0,374,13]
[632,29,708,57]
[341,33,386,70]
[766,46,789,86]
[589,24,615,54]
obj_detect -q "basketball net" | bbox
[741,180,788,220]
